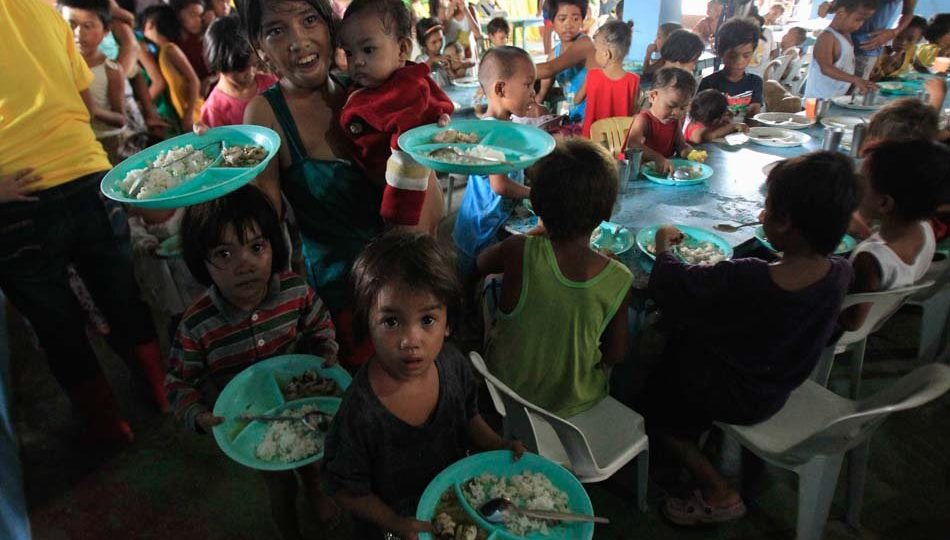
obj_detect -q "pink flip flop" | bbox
[663,489,747,526]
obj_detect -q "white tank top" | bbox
[89,60,124,139]
[804,27,855,99]
[849,222,936,289]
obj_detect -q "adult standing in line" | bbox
[0,0,166,444]
[852,0,917,79]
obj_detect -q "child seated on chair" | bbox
[579,20,640,138]
[165,186,340,536]
[622,67,696,175]
[339,0,455,231]
[443,40,475,79]
[323,232,524,540]
[643,22,683,77]
[839,140,949,330]
[478,139,632,418]
[636,151,859,526]
[699,18,764,119]
[684,89,749,144]
[870,16,926,80]
[453,47,537,276]
[415,17,452,87]
[804,0,878,99]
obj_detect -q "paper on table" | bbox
[725,132,750,146]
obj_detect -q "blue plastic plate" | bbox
[877,81,918,95]
[635,224,734,262]
[754,226,856,255]
[212,355,351,471]
[100,125,281,209]
[398,120,556,175]
[417,451,594,540]
[591,222,634,254]
[641,159,712,186]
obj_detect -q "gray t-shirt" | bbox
[323,344,478,536]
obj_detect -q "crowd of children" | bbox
[3,0,950,537]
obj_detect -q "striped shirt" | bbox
[165,272,338,431]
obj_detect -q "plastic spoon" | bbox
[478,497,610,525]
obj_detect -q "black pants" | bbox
[0,172,155,388]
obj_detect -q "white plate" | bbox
[451,76,480,87]
[820,116,865,131]
[832,95,885,110]
[753,112,813,130]
[747,127,811,147]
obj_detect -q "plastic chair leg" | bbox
[846,438,871,529]
[637,449,649,512]
[810,346,836,387]
[917,290,950,363]
[850,339,867,400]
[795,453,844,540]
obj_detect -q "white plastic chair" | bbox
[810,281,934,398]
[718,363,950,540]
[468,352,650,511]
[764,54,792,82]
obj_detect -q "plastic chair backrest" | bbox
[780,55,804,86]
[763,57,786,81]
[836,281,933,347]
[787,364,950,459]
[590,116,634,156]
[467,352,601,475]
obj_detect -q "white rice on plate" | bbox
[255,405,326,462]
[429,145,506,164]
[462,472,570,536]
[119,145,215,199]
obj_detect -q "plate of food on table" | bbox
[100,125,280,209]
[417,451,597,540]
[636,225,733,266]
[640,157,712,186]
[212,355,351,471]
[752,112,813,129]
[754,226,856,255]
[398,120,556,175]
[747,127,812,147]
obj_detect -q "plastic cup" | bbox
[805,97,818,120]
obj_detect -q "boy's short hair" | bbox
[205,15,253,73]
[59,0,111,26]
[689,89,729,124]
[864,140,950,222]
[344,0,412,42]
[528,139,618,242]
[542,0,588,20]
[169,0,204,14]
[594,20,634,58]
[714,17,761,58]
[415,17,443,47]
[487,16,510,35]
[766,152,860,255]
[788,26,807,42]
[238,0,335,47]
[867,98,939,142]
[141,4,182,42]
[658,22,683,38]
[653,66,698,96]
[478,46,533,90]
[906,15,928,33]
[350,232,461,340]
[832,0,880,12]
[924,13,950,43]
[660,29,704,63]
[180,185,289,286]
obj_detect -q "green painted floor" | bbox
[11,301,950,540]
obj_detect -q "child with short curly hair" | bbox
[699,17,764,118]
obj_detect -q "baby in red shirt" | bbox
[339,0,454,228]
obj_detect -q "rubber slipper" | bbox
[663,489,747,526]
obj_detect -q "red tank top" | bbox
[581,69,640,138]
[638,111,677,158]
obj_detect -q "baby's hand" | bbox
[655,225,684,254]
[653,156,673,175]
[389,517,433,540]
[196,411,224,432]
[734,122,749,133]
[646,43,657,56]
[503,439,527,461]
[0,168,42,203]
[437,113,451,127]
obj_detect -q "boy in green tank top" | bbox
[478,139,633,418]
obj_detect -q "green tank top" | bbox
[486,236,633,418]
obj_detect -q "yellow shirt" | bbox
[158,43,204,125]
[0,0,111,190]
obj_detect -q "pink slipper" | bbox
[663,489,747,526]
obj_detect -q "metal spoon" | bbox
[478,497,610,525]
[671,167,691,180]
[714,221,760,232]
[239,411,331,432]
